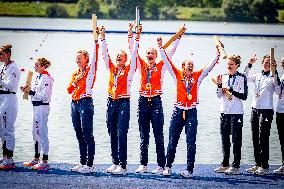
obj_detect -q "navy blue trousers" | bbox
[138,95,165,167]
[276,112,284,165]
[71,98,95,167]
[106,98,130,169]
[166,107,197,173]
[251,108,274,169]
[220,113,243,168]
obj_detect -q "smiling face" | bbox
[0,49,10,63]
[227,59,239,75]
[76,52,88,69]
[183,60,194,75]
[116,50,127,67]
[262,57,270,72]
[146,48,157,64]
[34,61,45,74]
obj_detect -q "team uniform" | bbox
[101,36,139,174]
[159,46,220,177]
[244,64,278,174]
[0,61,20,169]
[24,70,54,170]
[215,72,248,174]
[128,34,181,173]
[67,41,98,173]
[274,73,284,174]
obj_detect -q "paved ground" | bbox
[0,163,283,188]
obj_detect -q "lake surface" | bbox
[0,17,283,165]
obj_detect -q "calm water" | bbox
[0,17,284,165]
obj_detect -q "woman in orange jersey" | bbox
[157,37,220,178]
[67,29,99,174]
[128,22,186,175]
[99,26,140,175]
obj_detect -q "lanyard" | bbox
[183,74,192,95]
[280,80,284,98]
[113,66,125,88]
[228,75,236,88]
[146,63,156,84]
[257,74,269,92]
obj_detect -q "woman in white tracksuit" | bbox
[21,58,53,170]
[0,44,21,169]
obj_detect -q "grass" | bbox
[278,10,284,23]
[0,2,78,17]
[176,7,225,21]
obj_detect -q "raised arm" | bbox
[244,54,258,82]
[128,21,135,53]
[86,41,99,94]
[128,26,141,79]
[157,37,178,79]
[167,25,186,59]
[100,26,113,71]
[198,47,220,83]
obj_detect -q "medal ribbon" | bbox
[183,74,192,96]
[146,63,156,84]
[113,66,125,88]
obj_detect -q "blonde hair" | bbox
[77,49,89,63]
[228,55,241,66]
[262,55,270,64]
[0,44,12,54]
[37,57,51,69]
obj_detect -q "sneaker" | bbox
[23,159,39,167]
[0,157,7,164]
[254,167,269,175]
[246,165,259,173]
[163,167,172,176]
[106,164,118,173]
[214,166,230,173]
[0,158,15,169]
[71,164,84,172]
[180,170,193,179]
[273,165,284,175]
[135,165,148,173]
[225,167,240,175]
[32,162,50,170]
[151,166,164,175]
[111,166,127,175]
[77,165,96,173]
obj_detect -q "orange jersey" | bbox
[101,38,138,99]
[67,42,99,101]
[128,34,181,96]
[159,46,220,109]
[138,58,165,96]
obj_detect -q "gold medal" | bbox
[146,83,151,89]
[187,94,192,100]
[112,86,117,94]
[227,95,232,101]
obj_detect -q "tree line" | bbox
[1,0,282,22]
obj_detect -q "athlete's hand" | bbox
[128,21,136,34]
[157,37,163,47]
[249,54,257,65]
[217,75,222,84]
[99,26,106,39]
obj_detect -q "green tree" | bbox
[251,0,278,22]
[222,0,253,22]
[114,0,146,19]
[77,0,101,18]
[144,0,162,19]
[46,4,69,18]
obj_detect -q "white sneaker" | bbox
[151,166,164,175]
[214,166,230,173]
[254,167,269,175]
[180,170,193,178]
[77,165,96,173]
[162,167,172,176]
[135,165,148,173]
[273,165,284,175]
[106,164,118,173]
[246,165,259,173]
[225,167,240,175]
[71,164,84,172]
[111,166,127,175]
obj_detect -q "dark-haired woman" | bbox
[0,44,21,169]
[21,58,54,170]
[244,55,278,175]
[214,55,248,175]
